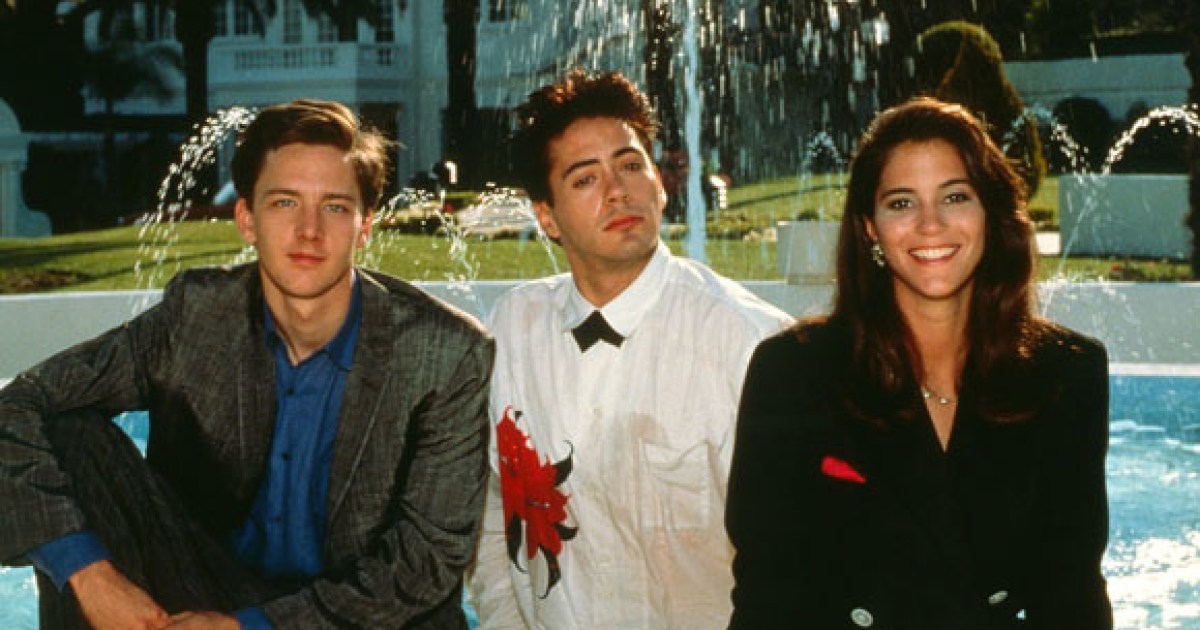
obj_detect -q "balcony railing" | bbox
[233,45,338,71]
[211,42,410,83]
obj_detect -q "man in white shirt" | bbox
[468,69,793,629]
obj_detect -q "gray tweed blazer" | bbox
[0,263,494,629]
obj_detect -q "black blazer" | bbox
[0,264,495,629]
[726,320,1112,629]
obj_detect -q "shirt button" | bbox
[287,387,295,396]
[281,452,292,461]
[850,607,873,627]
[988,590,1009,605]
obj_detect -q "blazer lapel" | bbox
[326,273,395,523]
[234,272,278,501]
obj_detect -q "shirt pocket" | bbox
[639,440,712,531]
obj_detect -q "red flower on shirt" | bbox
[496,406,577,597]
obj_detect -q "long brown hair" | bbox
[827,96,1047,423]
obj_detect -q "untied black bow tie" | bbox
[571,310,625,352]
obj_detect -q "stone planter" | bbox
[776,220,840,284]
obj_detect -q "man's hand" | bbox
[68,560,169,630]
[165,611,240,629]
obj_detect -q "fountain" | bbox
[680,0,708,262]
[1055,106,1200,263]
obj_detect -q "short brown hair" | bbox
[232,99,392,211]
[512,69,659,203]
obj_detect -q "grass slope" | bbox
[0,176,1190,293]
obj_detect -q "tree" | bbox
[64,0,213,122]
[1025,0,1096,58]
[443,0,479,186]
[297,0,380,41]
[79,12,183,214]
[82,38,182,149]
[0,0,85,129]
[171,0,219,123]
[911,21,1047,194]
[643,0,680,149]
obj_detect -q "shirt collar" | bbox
[561,241,670,337]
[264,273,362,370]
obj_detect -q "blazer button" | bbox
[849,607,874,628]
[988,590,1009,605]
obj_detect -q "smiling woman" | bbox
[726,97,1114,629]
[867,138,986,321]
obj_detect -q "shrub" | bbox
[1107,102,1190,174]
[1049,97,1114,173]
[913,21,1047,195]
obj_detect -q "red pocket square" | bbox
[820,455,866,484]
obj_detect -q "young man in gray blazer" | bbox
[0,99,494,630]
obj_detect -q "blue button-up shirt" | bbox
[229,281,362,628]
[231,281,361,578]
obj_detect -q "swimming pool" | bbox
[1,371,1198,628]
[1105,366,1200,628]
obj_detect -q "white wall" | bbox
[1059,174,1191,259]
[1,281,1197,380]
[1003,54,1189,120]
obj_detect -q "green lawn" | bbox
[0,176,1191,293]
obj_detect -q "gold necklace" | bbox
[921,385,955,405]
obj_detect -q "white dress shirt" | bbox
[470,242,793,629]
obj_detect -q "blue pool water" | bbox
[1,371,1198,628]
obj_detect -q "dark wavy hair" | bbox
[232,99,392,212]
[511,68,659,203]
[828,96,1047,423]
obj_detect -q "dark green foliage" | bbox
[1108,103,1190,174]
[913,21,1047,195]
[23,134,182,233]
[0,2,85,129]
[1050,97,1114,172]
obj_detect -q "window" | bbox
[376,0,395,43]
[489,0,528,22]
[100,6,136,41]
[233,0,256,36]
[317,14,338,42]
[283,0,304,43]
[156,4,175,41]
[213,1,228,37]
